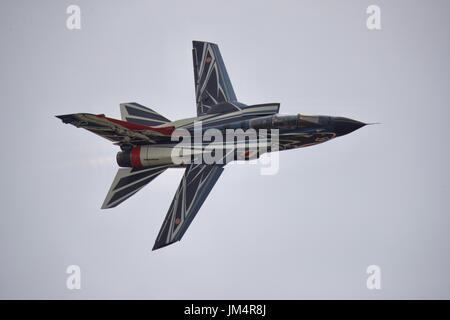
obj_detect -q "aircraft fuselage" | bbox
[116,104,366,169]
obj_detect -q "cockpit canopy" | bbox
[250,114,327,130]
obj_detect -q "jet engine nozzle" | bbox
[116,150,132,167]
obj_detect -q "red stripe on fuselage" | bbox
[131,146,142,168]
[95,114,174,136]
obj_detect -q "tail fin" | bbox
[101,165,168,209]
[120,102,170,126]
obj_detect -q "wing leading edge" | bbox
[153,164,224,250]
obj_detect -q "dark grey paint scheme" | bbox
[153,164,224,250]
[56,41,368,250]
[193,41,237,116]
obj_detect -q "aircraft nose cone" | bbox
[333,117,366,137]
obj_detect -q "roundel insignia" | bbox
[243,150,253,158]
[175,218,181,225]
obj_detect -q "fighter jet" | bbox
[56,41,368,250]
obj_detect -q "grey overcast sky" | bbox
[1,0,449,299]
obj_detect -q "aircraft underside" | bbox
[56,40,366,250]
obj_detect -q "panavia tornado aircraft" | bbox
[56,41,368,250]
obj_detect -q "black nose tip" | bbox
[333,117,366,137]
